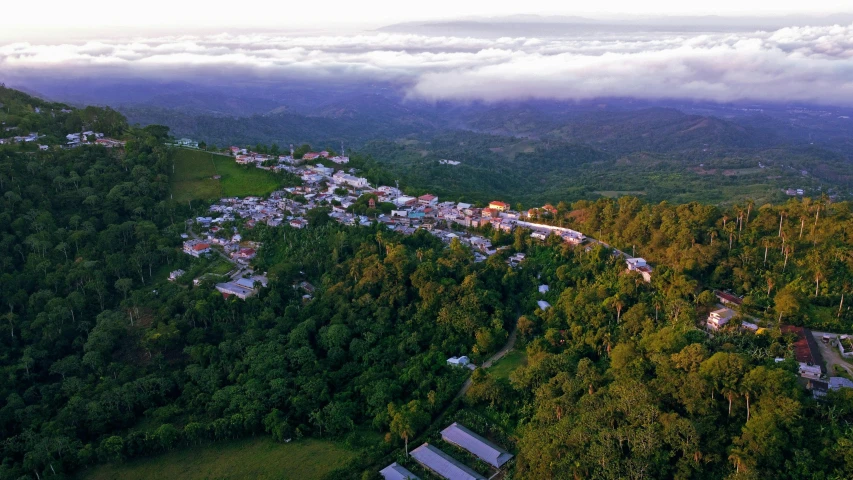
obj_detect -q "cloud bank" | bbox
[3,24,853,105]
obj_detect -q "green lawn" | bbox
[489,349,527,380]
[80,437,356,480]
[207,259,236,275]
[171,149,281,203]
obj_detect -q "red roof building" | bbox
[715,290,743,306]
[418,194,438,205]
[489,201,510,211]
[781,325,825,372]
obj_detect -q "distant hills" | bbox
[378,13,853,36]
[4,80,852,205]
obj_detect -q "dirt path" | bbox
[452,327,518,402]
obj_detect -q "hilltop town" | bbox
[179,143,625,297]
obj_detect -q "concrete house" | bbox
[707,308,735,330]
[488,201,510,212]
[183,240,210,257]
[418,194,438,206]
[626,257,653,282]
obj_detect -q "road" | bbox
[811,331,853,377]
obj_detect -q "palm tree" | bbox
[729,448,748,474]
[745,199,754,227]
[375,231,384,257]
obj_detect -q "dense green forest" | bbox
[1,88,853,480]
[357,131,849,206]
[118,98,853,207]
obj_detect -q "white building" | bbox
[626,257,653,282]
[707,308,735,330]
[393,196,417,207]
[447,356,470,367]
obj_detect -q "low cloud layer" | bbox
[3,24,853,105]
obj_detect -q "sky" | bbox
[3,2,853,106]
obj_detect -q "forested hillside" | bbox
[0,87,852,480]
[0,85,127,145]
[357,131,843,206]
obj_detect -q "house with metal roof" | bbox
[440,423,513,469]
[380,462,421,480]
[409,443,485,480]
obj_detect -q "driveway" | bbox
[452,327,519,400]
[811,331,853,377]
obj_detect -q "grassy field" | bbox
[171,149,281,203]
[207,259,236,275]
[489,349,527,380]
[81,437,356,480]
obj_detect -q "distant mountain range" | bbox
[379,13,853,36]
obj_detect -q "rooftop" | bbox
[715,290,743,305]
[440,423,513,468]
[410,443,485,480]
[380,462,421,480]
[782,325,825,372]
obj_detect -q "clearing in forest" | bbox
[488,349,527,380]
[170,149,281,203]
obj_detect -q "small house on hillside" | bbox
[447,356,470,367]
[626,257,652,282]
[707,308,735,330]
